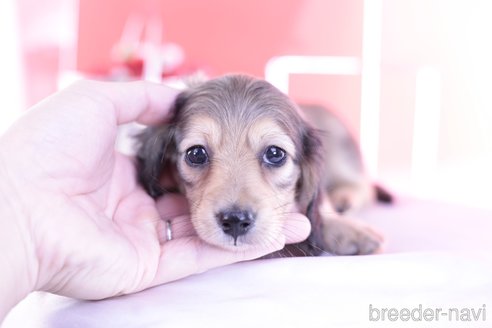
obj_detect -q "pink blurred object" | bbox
[110,14,185,81]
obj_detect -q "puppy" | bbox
[136,74,389,256]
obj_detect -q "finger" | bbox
[155,194,195,242]
[161,213,310,244]
[157,212,310,247]
[157,214,196,243]
[150,235,286,286]
[283,213,312,244]
[155,193,189,220]
[67,80,181,125]
[156,194,309,243]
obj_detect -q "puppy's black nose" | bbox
[216,209,255,245]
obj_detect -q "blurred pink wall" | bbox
[77,0,363,130]
[77,0,362,77]
[14,0,492,207]
[17,0,62,106]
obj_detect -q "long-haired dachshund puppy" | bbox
[136,74,390,256]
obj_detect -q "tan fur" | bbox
[177,116,299,250]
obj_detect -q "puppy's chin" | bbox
[205,239,260,252]
[193,227,264,252]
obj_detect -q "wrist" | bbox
[0,156,38,322]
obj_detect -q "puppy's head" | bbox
[137,75,321,250]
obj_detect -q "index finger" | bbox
[69,80,181,125]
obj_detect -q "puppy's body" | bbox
[137,75,384,256]
[300,104,375,214]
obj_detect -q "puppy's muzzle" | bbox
[216,208,255,245]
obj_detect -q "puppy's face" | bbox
[177,114,300,249]
[138,75,321,251]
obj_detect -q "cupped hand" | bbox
[0,80,311,301]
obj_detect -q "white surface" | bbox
[265,55,360,94]
[4,197,492,328]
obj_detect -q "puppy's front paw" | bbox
[322,218,383,255]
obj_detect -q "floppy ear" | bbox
[296,126,323,212]
[295,125,326,254]
[136,91,189,198]
[136,125,177,198]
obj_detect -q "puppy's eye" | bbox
[263,146,287,167]
[185,145,209,166]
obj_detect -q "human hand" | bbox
[0,80,311,315]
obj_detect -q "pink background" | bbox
[12,0,492,208]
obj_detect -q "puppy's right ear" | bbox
[136,91,189,198]
[136,125,176,198]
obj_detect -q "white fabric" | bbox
[4,197,492,327]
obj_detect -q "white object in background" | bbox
[360,0,383,178]
[412,66,442,188]
[265,1,384,179]
[265,55,360,94]
[142,16,164,83]
[56,0,80,91]
[0,0,25,134]
[57,70,84,90]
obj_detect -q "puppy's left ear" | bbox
[296,126,323,212]
[292,125,325,254]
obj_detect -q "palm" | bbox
[13,96,163,297]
